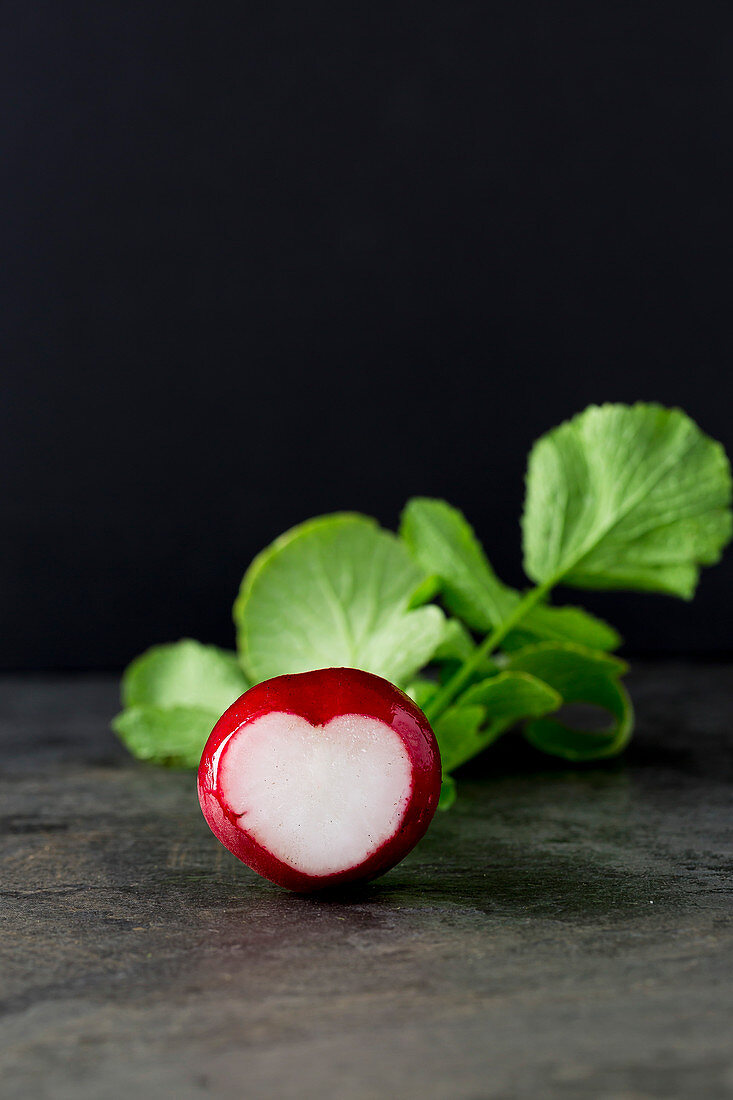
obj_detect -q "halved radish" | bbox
[197,667,441,891]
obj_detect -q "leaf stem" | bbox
[423,580,554,723]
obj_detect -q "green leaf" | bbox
[460,670,562,715]
[522,403,733,598]
[500,602,620,653]
[433,704,487,773]
[401,498,620,650]
[234,513,446,685]
[432,619,500,689]
[433,618,478,663]
[114,640,249,768]
[505,642,633,760]
[407,572,443,609]
[122,639,249,713]
[404,677,438,709]
[113,705,221,769]
[433,671,560,773]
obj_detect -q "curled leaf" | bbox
[434,671,560,773]
[506,642,633,760]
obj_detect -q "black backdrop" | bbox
[3,2,733,669]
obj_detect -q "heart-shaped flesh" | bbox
[218,712,412,877]
[198,667,442,891]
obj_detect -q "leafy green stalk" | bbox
[423,580,552,722]
[400,497,622,652]
[113,403,731,808]
[432,670,561,771]
[417,404,731,729]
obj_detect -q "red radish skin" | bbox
[197,667,442,892]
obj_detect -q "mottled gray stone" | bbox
[1,666,732,1099]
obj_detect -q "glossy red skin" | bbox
[197,667,442,892]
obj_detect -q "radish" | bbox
[197,667,442,891]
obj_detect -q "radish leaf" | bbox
[235,513,446,685]
[506,642,632,760]
[433,704,487,774]
[434,672,560,773]
[113,706,222,769]
[401,498,620,650]
[114,640,249,768]
[122,639,248,712]
[523,403,732,597]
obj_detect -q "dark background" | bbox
[3,2,732,670]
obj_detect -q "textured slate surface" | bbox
[1,666,732,1099]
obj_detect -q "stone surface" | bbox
[1,665,732,1099]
